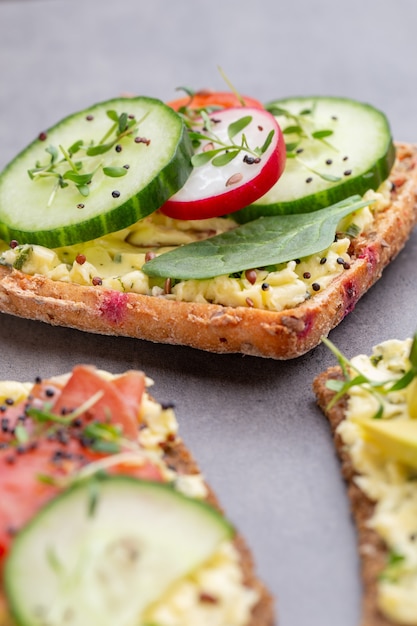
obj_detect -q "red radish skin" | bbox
[161,107,286,220]
[167,91,264,112]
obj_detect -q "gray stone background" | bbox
[1,1,417,624]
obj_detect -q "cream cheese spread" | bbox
[337,337,417,624]
[0,191,386,311]
[0,374,258,626]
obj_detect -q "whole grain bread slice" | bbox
[313,367,397,626]
[0,372,274,626]
[163,438,275,626]
[0,143,416,359]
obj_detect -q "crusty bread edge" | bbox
[313,367,397,626]
[0,400,274,626]
[0,143,416,360]
[159,436,275,625]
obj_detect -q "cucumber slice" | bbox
[5,476,233,626]
[0,97,193,247]
[233,96,395,223]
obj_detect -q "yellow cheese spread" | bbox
[0,374,258,626]
[337,337,417,624]
[0,184,390,312]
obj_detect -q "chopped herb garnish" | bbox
[322,331,417,418]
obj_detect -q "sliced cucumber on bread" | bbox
[0,97,193,248]
[5,475,234,626]
[233,96,395,222]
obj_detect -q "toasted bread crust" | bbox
[313,367,397,626]
[0,388,274,626]
[164,438,275,626]
[1,143,416,359]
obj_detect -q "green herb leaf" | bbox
[143,195,371,280]
[102,166,128,178]
[266,105,290,117]
[86,143,113,156]
[312,129,334,139]
[46,145,59,164]
[13,245,32,271]
[227,115,252,141]
[191,150,222,167]
[283,125,303,135]
[77,184,90,197]
[118,112,128,133]
[106,109,119,122]
[63,171,93,185]
[211,150,239,166]
[258,129,275,155]
[68,140,84,155]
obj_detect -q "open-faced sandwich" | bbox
[0,90,416,359]
[314,333,417,625]
[0,364,273,625]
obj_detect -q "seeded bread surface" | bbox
[313,367,398,626]
[0,143,416,359]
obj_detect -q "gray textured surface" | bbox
[1,1,417,624]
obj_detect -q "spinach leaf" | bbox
[143,195,370,280]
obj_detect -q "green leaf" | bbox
[86,143,113,156]
[191,150,221,167]
[227,115,252,141]
[312,129,334,139]
[106,109,119,122]
[46,145,59,164]
[211,150,239,166]
[102,166,128,178]
[389,368,415,392]
[266,105,290,117]
[68,140,84,155]
[77,184,90,197]
[187,131,213,143]
[283,125,303,135]
[118,112,128,133]
[258,129,275,155]
[143,195,371,280]
[63,171,93,185]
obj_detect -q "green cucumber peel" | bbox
[143,195,370,280]
[0,97,193,248]
[233,96,395,223]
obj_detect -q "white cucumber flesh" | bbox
[0,97,193,247]
[5,476,233,626]
[234,96,395,222]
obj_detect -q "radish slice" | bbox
[160,107,286,220]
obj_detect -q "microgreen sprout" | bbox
[268,103,340,182]
[187,114,274,168]
[28,109,148,203]
[321,332,417,419]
